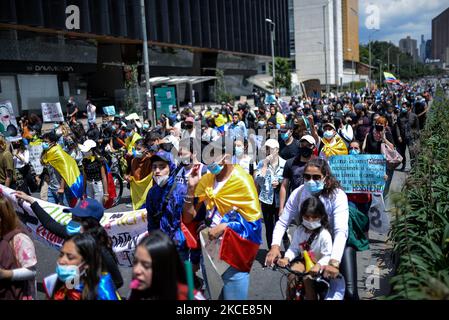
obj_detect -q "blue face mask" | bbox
[42,142,50,150]
[143,124,150,130]
[55,264,80,283]
[401,108,408,114]
[349,149,360,155]
[280,133,289,141]
[54,123,59,129]
[208,162,224,175]
[111,125,117,131]
[66,220,82,236]
[343,107,350,114]
[305,179,325,194]
[323,130,334,140]
[235,147,244,158]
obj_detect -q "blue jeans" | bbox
[221,267,250,300]
[48,188,64,205]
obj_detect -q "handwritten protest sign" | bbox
[41,102,64,122]
[28,142,44,175]
[329,155,386,194]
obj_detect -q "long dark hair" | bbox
[54,233,102,300]
[130,230,186,300]
[304,158,341,197]
[81,218,116,263]
[298,196,330,231]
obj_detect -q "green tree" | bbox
[268,57,292,94]
[214,69,234,103]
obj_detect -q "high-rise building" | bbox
[420,35,426,63]
[432,7,449,64]
[342,0,359,63]
[399,36,418,61]
[426,40,432,62]
[294,0,344,87]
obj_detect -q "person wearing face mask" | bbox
[66,96,78,122]
[266,158,352,300]
[14,193,124,290]
[279,135,317,217]
[181,117,196,140]
[231,139,253,174]
[183,138,263,300]
[0,196,37,300]
[276,196,341,300]
[397,102,420,171]
[255,139,288,250]
[80,140,108,205]
[279,126,300,160]
[337,117,354,149]
[124,124,142,156]
[43,233,119,300]
[125,139,153,210]
[318,122,348,159]
[146,151,196,265]
[362,116,395,196]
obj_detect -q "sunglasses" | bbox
[303,174,323,181]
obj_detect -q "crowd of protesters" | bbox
[0,79,438,300]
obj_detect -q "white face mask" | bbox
[302,219,322,230]
[154,175,169,187]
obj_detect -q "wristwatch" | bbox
[329,260,340,269]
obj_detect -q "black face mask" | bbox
[160,143,173,152]
[375,125,384,132]
[185,124,193,130]
[299,147,313,158]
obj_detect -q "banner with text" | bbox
[329,155,386,194]
[41,102,64,122]
[1,185,148,267]
[28,142,44,175]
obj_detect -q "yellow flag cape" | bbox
[41,144,83,198]
[130,173,153,210]
[194,165,261,222]
[125,132,143,154]
[321,135,348,158]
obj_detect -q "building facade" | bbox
[0,0,289,116]
[399,36,418,61]
[432,7,449,64]
[294,0,344,88]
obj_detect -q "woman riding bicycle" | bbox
[276,196,340,300]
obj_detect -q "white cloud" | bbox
[359,0,449,44]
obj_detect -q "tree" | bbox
[268,57,292,95]
[214,69,234,103]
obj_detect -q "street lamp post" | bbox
[387,44,392,72]
[348,48,354,91]
[376,59,383,88]
[266,19,276,94]
[368,29,379,94]
[140,0,154,126]
[322,4,329,95]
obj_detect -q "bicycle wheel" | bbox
[112,173,123,207]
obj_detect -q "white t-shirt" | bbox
[284,225,332,266]
[13,150,30,169]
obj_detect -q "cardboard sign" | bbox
[41,102,64,122]
[0,100,20,140]
[103,106,116,116]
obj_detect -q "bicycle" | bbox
[269,262,331,300]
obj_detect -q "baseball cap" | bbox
[264,139,280,149]
[79,139,96,153]
[63,198,104,222]
[151,150,173,163]
[323,123,336,131]
[300,135,316,146]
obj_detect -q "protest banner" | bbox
[1,185,148,267]
[103,106,116,116]
[41,102,64,122]
[28,141,44,175]
[329,155,386,194]
[0,100,20,140]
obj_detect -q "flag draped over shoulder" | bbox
[125,133,142,154]
[321,135,348,158]
[41,144,83,200]
[130,173,153,210]
[195,165,262,272]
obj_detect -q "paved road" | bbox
[32,158,409,300]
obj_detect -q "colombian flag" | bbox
[125,132,142,155]
[130,173,153,210]
[195,165,262,272]
[103,162,117,209]
[384,72,400,84]
[41,144,83,203]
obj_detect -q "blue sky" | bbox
[359,0,449,45]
